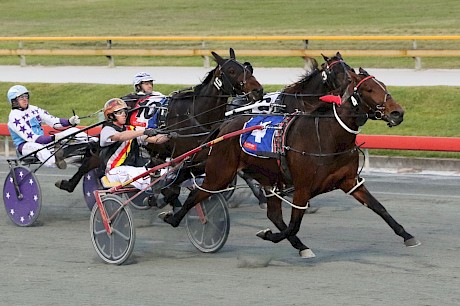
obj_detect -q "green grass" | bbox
[0,0,459,68]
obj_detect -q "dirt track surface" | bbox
[1,165,459,305]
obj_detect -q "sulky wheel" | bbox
[124,190,151,210]
[90,194,135,265]
[3,166,41,227]
[185,193,230,253]
[82,168,103,210]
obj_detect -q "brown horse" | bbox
[55,49,263,195]
[231,52,356,209]
[159,67,421,258]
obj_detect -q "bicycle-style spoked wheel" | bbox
[90,195,135,265]
[185,193,230,253]
[3,166,41,226]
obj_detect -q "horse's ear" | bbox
[229,48,236,59]
[212,51,225,66]
[336,51,343,60]
[341,71,358,104]
[359,67,369,76]
[321,53,330,62]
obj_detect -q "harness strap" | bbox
[277,114,298,185]
[346,176,365,195]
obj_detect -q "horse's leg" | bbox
[256,189,314,258]
[160,160,237,227]
[256,188,315,257]
[349,183,421,247]
[55,154,100,193]
[160,188,212,227]
[160,184,183,211]
[237,171,267,209]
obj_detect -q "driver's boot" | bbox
[54,144,67,169]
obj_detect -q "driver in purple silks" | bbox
[7,85,96,169]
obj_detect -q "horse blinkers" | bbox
[349,70,404,126]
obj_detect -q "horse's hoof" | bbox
[256,228,271,239]
[299,249,316,258]
[304,207,319,214]
[55,180,72,192]
[258,202,267,210]
[158,211,172,221]
[227,201,239,209]
[404,237,421,247]
[55,180,63,189]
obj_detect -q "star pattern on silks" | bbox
[26,132,34,139]
[19,125,26,133]
[85,173,93,198]
[13,118,21,126]
[4,170,39,226]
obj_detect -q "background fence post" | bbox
[202,41,210,68]
[413,40,421,70]
[18,41,26,67]
[106,40,114,68]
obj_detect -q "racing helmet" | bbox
[132,72,155,92]
[7,85,29,106]
[103,98,128,121]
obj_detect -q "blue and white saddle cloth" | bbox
[147,97,169,129]
[240,115,285,158]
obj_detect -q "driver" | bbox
[99,98,169,191]
[7,85,93,169]
[121,72,166,128]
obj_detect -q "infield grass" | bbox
[0,0,459,68]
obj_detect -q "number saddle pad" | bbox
[240,115,286,158]
[146,97,169,129]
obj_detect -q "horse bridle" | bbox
[322,59,351,92]
[350,74,391,120]
[215,59,253,97]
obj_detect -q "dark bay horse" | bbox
[232,52,356,209]
[159,67,421,258]
[55,48,263,193]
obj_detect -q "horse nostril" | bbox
[390,110,403,119]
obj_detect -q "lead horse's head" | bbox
[341,68,404,127]
[211,48,264,102]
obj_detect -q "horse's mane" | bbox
[282,57,321,93]
[170,66,218,100]
[282,68,321,94]
[196,66,218,92]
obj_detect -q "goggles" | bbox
[113,108,128,116]
[17,93,29,100]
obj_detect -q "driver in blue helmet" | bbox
[6,85,94,169]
